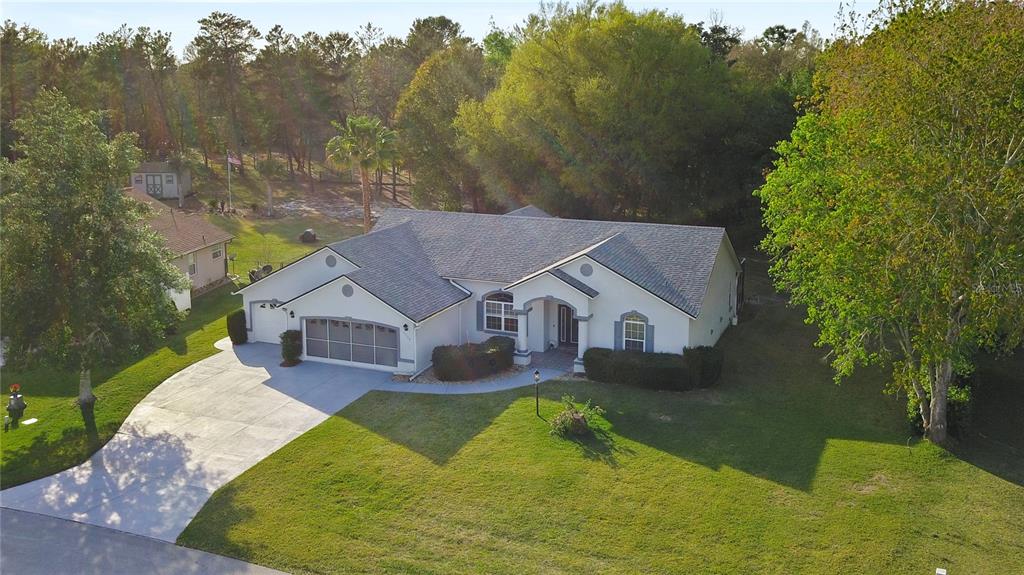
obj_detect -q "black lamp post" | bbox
[534,370,541,418]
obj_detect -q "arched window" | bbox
[484,292,517,332]
[622,313,647,351]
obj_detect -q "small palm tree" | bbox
[326,116,398,233]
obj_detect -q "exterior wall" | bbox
[557,256,692,353]
[414,303,463,375]
[188,243,229,291]
[167,287,191,311]
[453,278,509,344]
[131,171,181,199]
[281,276,417,374]
[239,248,354,331]
[507,273,592,353]
[688,239,741,347]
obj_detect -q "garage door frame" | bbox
[301,316,401,370]
[250,300,287,343]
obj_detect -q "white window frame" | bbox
[484,292,517,333]
[623,314,646,351]
[211,247,223,259]
[187,252,196,276]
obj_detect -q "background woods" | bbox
[1,4,820,248]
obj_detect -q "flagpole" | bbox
[226,149,232,212]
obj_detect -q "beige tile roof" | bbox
[126,188,233,256]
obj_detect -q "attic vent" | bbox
[580,263,593,277]
[342,284,354,297]
[325,255,337,268]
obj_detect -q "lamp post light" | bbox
[534,370,541,418]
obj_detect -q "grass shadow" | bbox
[339,388,525,465]
[948,349,1024,486]
[564,424,635,468]
[581,300,908,492]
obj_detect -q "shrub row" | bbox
[226,309,248,345]
[583,345,723,391]
[432,336,514,381]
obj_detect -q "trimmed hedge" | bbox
[226,309,248,345]
[682,346,724,389]
[280,330,302,366]
[432,336,514,381]
[583,345,723,391]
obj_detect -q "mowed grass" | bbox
[178,294,1024,573]
[0,284,241,489]
[210,214,362,283]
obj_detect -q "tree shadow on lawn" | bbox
[591,302,912,492]
[176,483,260,563]
[948,350,1024,487]
[339,389,525,465]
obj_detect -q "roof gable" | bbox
[505,205,554,218]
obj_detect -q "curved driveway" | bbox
[1,339,565,543]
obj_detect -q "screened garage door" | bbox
[304,318,399,367]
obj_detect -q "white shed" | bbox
[130,161,192,207]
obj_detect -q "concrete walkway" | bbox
[1,508,286,575]
[1,338,566,544]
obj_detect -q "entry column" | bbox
[574,316,588,373]
[513,307,532,366]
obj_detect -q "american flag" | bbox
[227,153,242,166]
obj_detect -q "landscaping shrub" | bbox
[280,330,302,366]
[550,395,605,437]
[432,336,514,381]
[681,346,724,388]
[226,309,248,345]
[583,346,724,391]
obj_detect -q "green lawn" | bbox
[178,293,1024,573]
[0,284,240,489]
[210,214,362,283]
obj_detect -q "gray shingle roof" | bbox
[348,209,727,318]
[505,205,554,218]
[548,269,599,297]
[328,222,469,322]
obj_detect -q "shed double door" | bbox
[145,174,164,197]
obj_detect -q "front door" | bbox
[557,304,579,345]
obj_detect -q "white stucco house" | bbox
[236,206,743,377]
[127,188,234,311]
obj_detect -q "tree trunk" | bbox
[391,165,398,201]
[79,368,96,406]
[360,167,372,233]
[266,179,274,217]
[927,359,953,444]
[78,367,99,442]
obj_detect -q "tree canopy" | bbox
[0,90,186,412]
[396,42,494,211]
[455,2,813,229]
[756,0,1024,444]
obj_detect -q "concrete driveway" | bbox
[1,339,391,542]
[1,339,566,543]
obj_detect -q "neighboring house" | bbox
[126,188,235,311]
[236,206,743,376]
[130,161,192,207]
